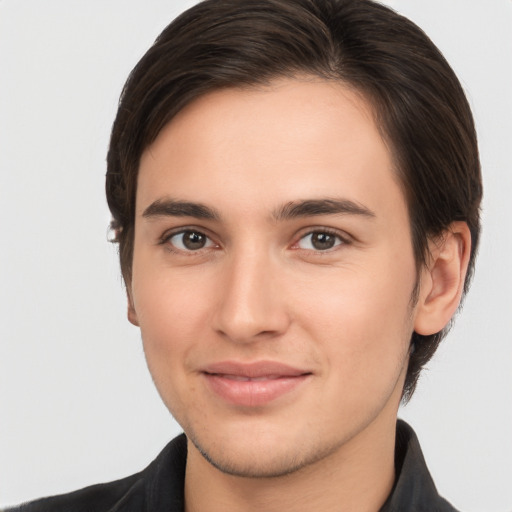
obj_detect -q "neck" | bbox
[184,413,397,512]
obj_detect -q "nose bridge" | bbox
[213,241,289,343]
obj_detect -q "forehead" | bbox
[137,78,404,221]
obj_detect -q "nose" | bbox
[212,249,291,344]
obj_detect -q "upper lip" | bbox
[202,360,311,379]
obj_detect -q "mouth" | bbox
[201,361,312,407]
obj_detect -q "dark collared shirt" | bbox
[7,420,458,512]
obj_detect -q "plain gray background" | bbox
[1,1,511,510]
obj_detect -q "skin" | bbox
[128,78,470,512]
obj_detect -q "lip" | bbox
[201,361,312,407]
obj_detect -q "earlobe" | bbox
[127,288,140,326]
[414,222,471,336]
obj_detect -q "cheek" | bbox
[131,265,213,375]
[291,258,416,388]
[131,269,216,421]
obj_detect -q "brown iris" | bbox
[310,232,337,250]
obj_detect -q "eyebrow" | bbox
[141,197,376,222]
[272,199,376,221]
[142,198,220,220]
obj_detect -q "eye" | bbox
[167,230,215,251]
[296,231,345,251]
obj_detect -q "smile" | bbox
[213,374,288,381]
[201,361,312,407]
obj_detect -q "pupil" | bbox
[312,232,335,250]
[183,231,206,250]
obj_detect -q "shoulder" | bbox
[4,472,144,512]
[382,420,461,512]
[4,434,188,512]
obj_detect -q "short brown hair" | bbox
[106,0,482,399]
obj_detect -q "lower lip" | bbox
[203,373,310,407]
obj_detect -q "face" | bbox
[130,78,420,478]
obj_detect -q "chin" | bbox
[192,438,321,478]
[185,420,346,479]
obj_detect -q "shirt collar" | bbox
[379,420,458,511]
[145,420,457,512]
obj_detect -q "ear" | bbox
[414,221,471,335]
[126,286,140,327]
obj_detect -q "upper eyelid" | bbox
[159,226,215,243]
[157,225,353,249]
[293,226,352,244]
[160,229,218,256]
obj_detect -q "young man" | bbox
[8,0,482,510]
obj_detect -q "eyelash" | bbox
[292,228,350,253]
[159,227,217,255]
[159,227,351,255]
